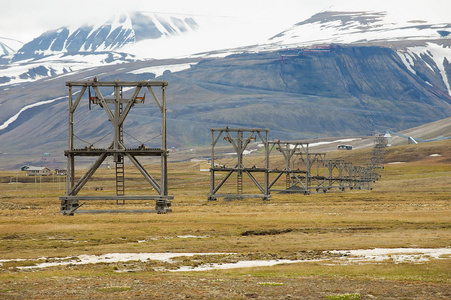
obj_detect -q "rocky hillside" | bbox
[1,43,451,170]
[1,7,451,170]
[164,44,451,144]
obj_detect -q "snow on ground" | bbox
[0,52,118,87]
[11,253,223,270]
[398,43,451,96]
[0,95,67,131]
[2,248,449,271]
[172,259,305,272]
[0,61,196,130]
[265,7,451,50]
[128,62,195,77]
[308,138,361,148]
[330,248,451,264]
[396,51,417,74]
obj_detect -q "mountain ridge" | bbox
[13,12,199,61]
[268,10,451,48]
[0,9,451,170]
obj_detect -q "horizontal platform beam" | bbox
[66,80,168,87]
[211,127,269,132]
[268,141,310,146]
[90,97,145,104]
[269,170,308,174]
[65,148,165,156]
[211,167,267,172]
[270,189,309,193]
[60,195,174,201]
[73,209,172,214]
[207,194,271,199]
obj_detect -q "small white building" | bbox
[22,166,52,176]
[384,132,392,147]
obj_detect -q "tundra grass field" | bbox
[0,141,450,299]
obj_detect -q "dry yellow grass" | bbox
[0,140,450,298]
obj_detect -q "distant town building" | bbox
[54,169,67,176]
[338,145,353,150]
[384,132,392,146]
[21,166,52,176]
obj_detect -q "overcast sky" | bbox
[1,0,449,43]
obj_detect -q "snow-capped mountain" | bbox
[0,37,23,56]
[259,10,451,96]
[267,10,451,47]
[1,6,451,170]
[13,12,198,61]
[0,12,199,86]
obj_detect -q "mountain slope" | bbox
[13,12,198,61]
[267,11,451,48]
[397,42,451,96]
[1,45,450,161]
[0,12,199,86]
[164,45,451,143]
[1,8,451,170]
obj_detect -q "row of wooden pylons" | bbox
[207,128,386,201]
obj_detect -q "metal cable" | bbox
[73,134,92,145]
[124,131,143,144]
[142,133,162,144]
[91,132,111,145]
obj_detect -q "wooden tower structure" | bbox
[59,79,173,214]
[268,141,311,194]
[207,127,270,201]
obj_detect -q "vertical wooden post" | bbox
[210,129,215,198]
[161,85,168,196]
[264,129,269,199]
[113,84,120,159]
[67,86,73,195]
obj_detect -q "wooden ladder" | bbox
[237,172,243,195]
[286,173,291,189]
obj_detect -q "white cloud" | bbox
[0,0,449,44]
[0,0,327,42]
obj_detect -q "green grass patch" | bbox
[257,282,284,286]
[218,259,451,283]
[325,294,361,300]
[97,286,131,292]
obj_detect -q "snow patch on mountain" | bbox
[0,96,66,131]
[0,12,203,86]
[128,62,195,77]
[13,14,135,60]
[0,37,23,56]
[267,11,451,48]
[0,52,134,86]
[12,12,199,62]
[397,43,451,96]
